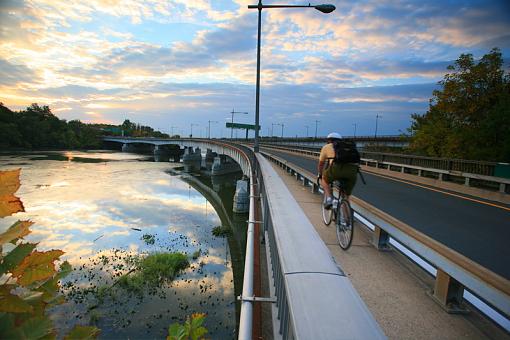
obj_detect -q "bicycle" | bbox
[319,167,366,250]
[321,179,354,250]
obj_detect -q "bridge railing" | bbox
[259,150,510,324]
[257,143,510,194]
[254,153,385,339]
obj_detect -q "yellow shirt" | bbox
[319,143,335,165]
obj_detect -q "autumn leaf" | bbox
[0,242,37,275]
[0,195,25,218]
[0,285,34,313]
[0,169,24,217]
[17,316,54,339]
[0,169,21,196]
[11,250,65,286]
[64,325,101,340]
[0,220,33,245]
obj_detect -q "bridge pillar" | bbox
[371,226,391,251]
[431,268,468,314]
[233,179,249,213]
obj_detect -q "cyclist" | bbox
[318,132,359,209]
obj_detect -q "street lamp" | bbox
[229,109,248,139]
[208,120,218,139]
[170,126,177,138]
[375,114,382,138]
[314,119,320,139]
[248,1,335,152]
[305,125,309,138]
[352,123,357,138]
[190,123,198,138]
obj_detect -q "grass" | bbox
[118,252,189,293]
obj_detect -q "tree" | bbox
[409,48,510,161]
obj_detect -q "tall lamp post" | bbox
[208,120,218,139]
[170,126,177,138]
[190,123,198,138]
[314,119,320,139]
[229,109,248,139]
[374,114,382,138]
[249,2,335,152]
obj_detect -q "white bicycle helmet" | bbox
[327,132,342,139]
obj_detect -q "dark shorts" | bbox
[323,162,358,195]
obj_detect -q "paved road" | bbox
[264,148,510,281]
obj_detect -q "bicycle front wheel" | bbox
[336,200,354,250]
[321,200,333,225]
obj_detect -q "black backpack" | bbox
[332,139,360,164]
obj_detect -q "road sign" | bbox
[226,122,260,130]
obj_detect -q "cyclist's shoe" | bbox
[323,196,333,210]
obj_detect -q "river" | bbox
[0,150,246,339]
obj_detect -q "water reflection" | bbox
[0,150,245,339]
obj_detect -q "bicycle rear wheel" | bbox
[321,199,333,225]
[336,199,354,250]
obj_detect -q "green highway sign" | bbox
[226,122,260,130]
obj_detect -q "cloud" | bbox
[0,58,41,86]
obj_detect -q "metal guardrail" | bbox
[360,151,500,177]
[257,143,510,194]
[260,150,510,321]
[255,153,385,339]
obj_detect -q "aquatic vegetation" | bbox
[212,225,232,237]
[142,233,156,245]
[118,252,189,293]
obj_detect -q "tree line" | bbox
[0,104,169,150]
[408,48,510,162]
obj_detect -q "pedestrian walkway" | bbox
[270,162,509,340]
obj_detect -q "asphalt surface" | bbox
[264,149,510,281]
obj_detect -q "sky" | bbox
[1,0,509,138]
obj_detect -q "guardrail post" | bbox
[500,183,507,193]
[431,269,468,314]
[372,226,391,250]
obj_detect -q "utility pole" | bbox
[281,123,284,138]
[352,123,357,138]
[305,125,309,138]
[271,123,276,137]
[314,120,320,139]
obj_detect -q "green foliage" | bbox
[0,103,102,149]
[409,48,510,161]
[212,225,232,238]
[167,313,208,340]
[0,169,99,339]
[63,325,101,339]
[118,252,189,293]
[0,103,169,149]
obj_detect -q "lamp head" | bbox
[315,4,335,13]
